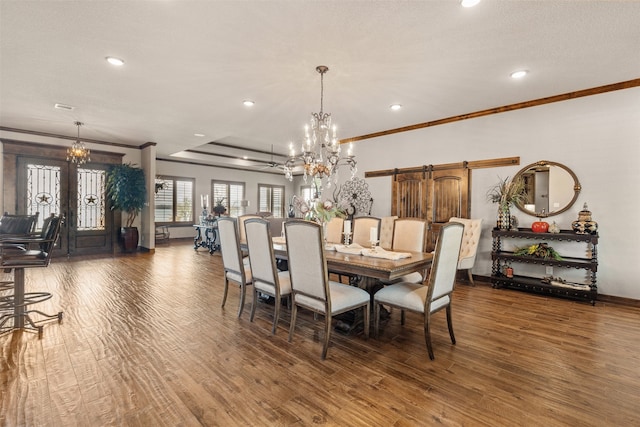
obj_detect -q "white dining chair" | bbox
[218,217,253,317]
[244,218,292,334]
[382,217,428,284]
[374,221,464,360]
[352,216,381,247]
[449,217,483,286]
[237,214,261,245]
[324,216,344,243]
[285,220,370,360]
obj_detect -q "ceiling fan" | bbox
[254,145,286,171]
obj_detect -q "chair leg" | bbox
[322,313,332,360]
[374,302,380,338]
[249,288,258,322]
[446,305,456,345]
[467,269,475,286]
[363,303,370,339]
[237,283,246,318]
[288,304,297,342]
[424,312,435,360]
[400,309,405,325]
[272,294,281,335]
[221,278,229,308]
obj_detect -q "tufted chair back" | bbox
[379,216,398,250]
[449,217,483,285]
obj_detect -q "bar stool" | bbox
[0,214,63,337]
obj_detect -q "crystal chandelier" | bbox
[283,65,356,191]
[66,121,91,165]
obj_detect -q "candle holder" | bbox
[200,208,209,225]
[342,232,352,245]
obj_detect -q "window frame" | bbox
[212,180,246,218]
[154,176,195,226]
[258,183,286,218]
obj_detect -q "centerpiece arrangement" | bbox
[487,176,527,230]
[293,196,346,224]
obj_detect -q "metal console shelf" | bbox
[491,228,598,305]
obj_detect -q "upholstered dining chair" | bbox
[374,221,464,360]
[378,216,398,250]
[351,216,381,247]
[244,218,292,334]
[449,217,483,286]
[383,217,428,284]
[285,220,370,360]
[324,217,344,244]
[238,214,261,245]
[217,217,253,317]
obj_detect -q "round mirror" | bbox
[513,160,581,217]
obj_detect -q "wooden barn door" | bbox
[391,172,427,218]
[391,165,470,251]
[426,167,469,251]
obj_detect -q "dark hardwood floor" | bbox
[1,240,639,426]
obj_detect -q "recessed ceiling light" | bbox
[510,70,528,79]
[243,156,249,160]
[54,103,75,111]
[243,100,255,107]
[460,0,481,8]
[194,133,205,137]
[105,56,125,66]
[390,104,402,111]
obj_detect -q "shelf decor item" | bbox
[572,203,598,234]
[548,221,561,234]
[531,219,549,233]
[514,242,563,260]
[487,176,527,230]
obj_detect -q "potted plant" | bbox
[106,163,146,252]
[487,176,527,230]
[213,197,227,216]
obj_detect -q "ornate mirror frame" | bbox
[513,160,581,218]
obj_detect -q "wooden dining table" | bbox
[270,241,433,288]
[241,238,433,333]
[241,237,433,289]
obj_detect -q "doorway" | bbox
[3,140,122,256]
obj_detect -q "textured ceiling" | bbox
[1,1,639,171]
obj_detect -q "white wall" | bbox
[351,87,640,299]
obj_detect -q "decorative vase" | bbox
[571,203,598,234]
[510,215,519,231]
[497,205,511,230]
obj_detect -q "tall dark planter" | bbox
[120,227,139,252]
